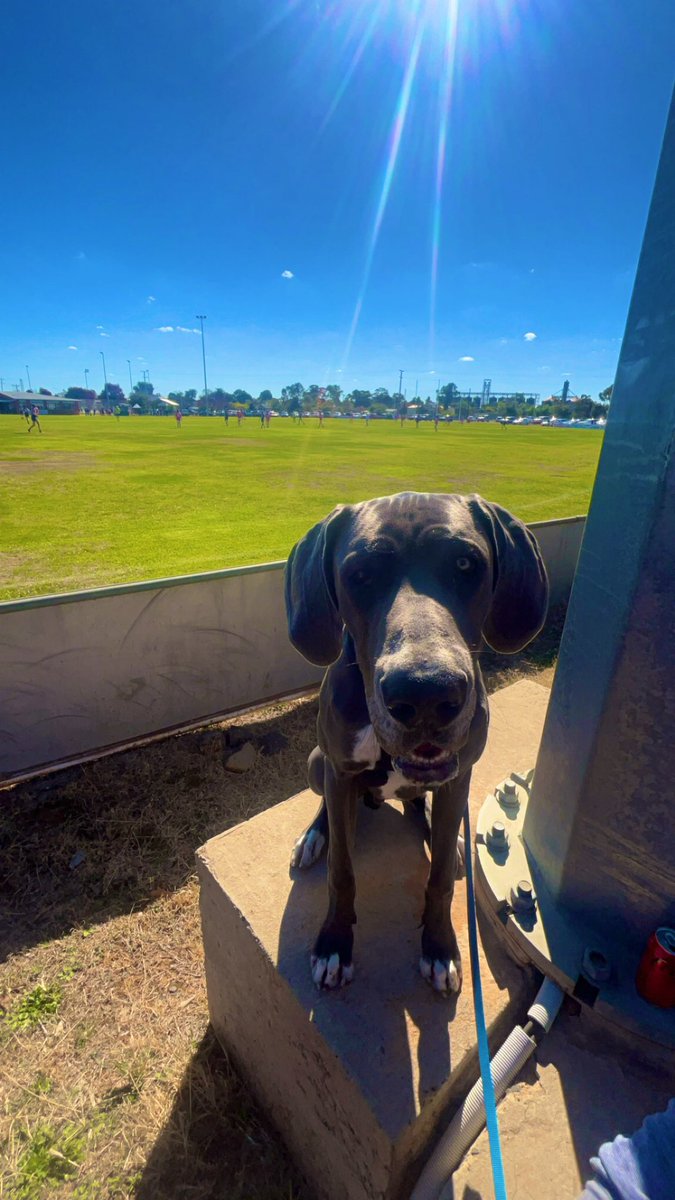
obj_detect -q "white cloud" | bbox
[76,251,86,261]
[100,331,110,337]
[156,325,200,334]
[499,337,509,345]
[458,355,475,362]
[95,325,104,330]
[67,345,78,351]
[523,331,537,341]
[146,295,156,304]
[281,269,294,279]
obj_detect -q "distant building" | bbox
[0,391,82,414]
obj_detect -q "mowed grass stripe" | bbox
[0,415,602,600]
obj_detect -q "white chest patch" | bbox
[351,724,380,769]
[374,768,411,801]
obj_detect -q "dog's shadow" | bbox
[276,798,460,1142]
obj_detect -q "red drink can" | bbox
[635,928,675,1008]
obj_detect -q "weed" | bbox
[71,1171,141,1199]
[13,1122,86,1194]
[6,984,62,1031]
[112,1050,157,1103]
[74,1021,95,1050]
[59,960,83,981]
[32,1072,54,1095]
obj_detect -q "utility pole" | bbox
[196,315,208,405]
[100,351,107,405]
[25,365,32,391]
[84,369,90,394]
[415,377,418,402]
[398,368,404,397]
[127,360,133,395]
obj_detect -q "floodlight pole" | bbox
[25,365,32,391]
[196,315,208,405]
[100,351,107,404]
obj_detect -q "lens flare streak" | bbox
[429,0,460,363]
[319,5,383,135]
[343,14,427,367]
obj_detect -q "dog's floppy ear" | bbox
[284,505,351,666]
[469,496,549,654]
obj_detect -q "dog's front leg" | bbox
[311,758,359,989]
[420,771,471,995]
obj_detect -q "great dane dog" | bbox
[285,492,548,994]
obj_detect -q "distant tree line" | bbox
[58,379,613,418]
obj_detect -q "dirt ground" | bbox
[0,618,562,1200]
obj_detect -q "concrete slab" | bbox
[452,1005,675,1200]
[197,679,551,1200]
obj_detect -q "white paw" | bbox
[291,828,326,869]
[419,956,461,994]
[311,952,354,989]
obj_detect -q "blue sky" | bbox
[1,0,673,400]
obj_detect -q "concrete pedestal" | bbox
[197,679,550,1200]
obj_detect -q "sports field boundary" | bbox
[0,516,584,779]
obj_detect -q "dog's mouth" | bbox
[393,743,460,786]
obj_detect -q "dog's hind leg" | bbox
[290,747,329,869]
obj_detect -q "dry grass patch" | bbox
[0,614,563,1199]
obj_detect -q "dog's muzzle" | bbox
[393,748,460,787]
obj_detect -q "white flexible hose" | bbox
[410,978,565,1200]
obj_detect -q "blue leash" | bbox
[462,804,508,1200]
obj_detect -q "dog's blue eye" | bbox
[456,556,473,572]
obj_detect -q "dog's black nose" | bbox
[381,670,468,728]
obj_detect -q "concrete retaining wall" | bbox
[0,516,584,779]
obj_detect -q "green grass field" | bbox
[0,413,602,601]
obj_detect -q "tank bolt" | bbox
[582,947,611,984]
[510,879,536,913]
[486,821,509,852]
[497,779,521,811]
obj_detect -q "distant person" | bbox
[415,413,421,428]
[237,409,244,426]
[318,411,324,427]
[265,410,272,428]
[365,412,370,427]
[175,409,183,428]
[23,406,31,425]
[434,412,439,431]
[28,405,42,434]
[224,409,229,424]
[114,406,121,421]
[260,411,266,427]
